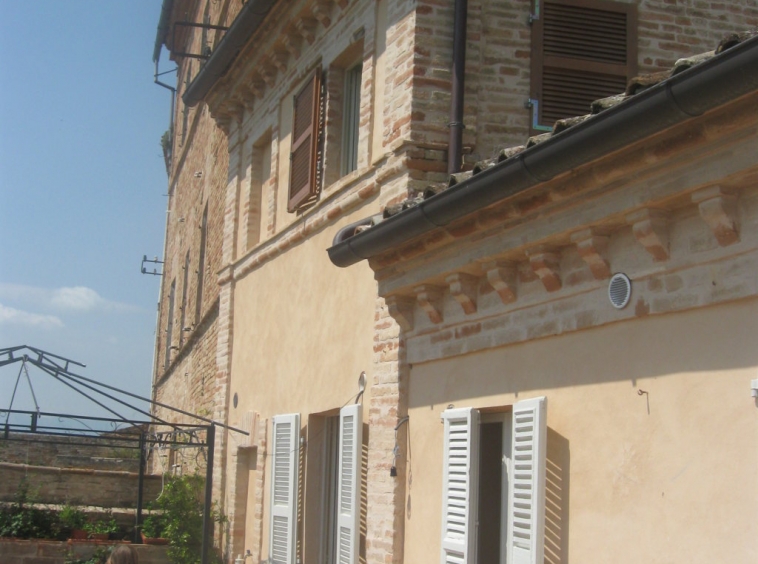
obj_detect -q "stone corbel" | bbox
[259,62,277,87]
[271,48,290,74]
[336,0,349,10]
[414,285,444,324]
[295,17,318,44]
[312,1,333,28]
[248,77,266,99]
[280,32,302,59]
[237,86,257,113]
[691,186,739,246]
[446,273,479,315]
[385,295,415,332]
[571,228,611,280]
[626,208,669,261]
[526,247,562,292]
[482,260,517,304]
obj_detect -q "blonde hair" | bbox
[107,544,139,564]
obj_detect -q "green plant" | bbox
[64,545,112,564]
[140,512,166,538]
[148,474,225,564]
[83,511,118,536]
[0,480,57,539]
[58,504,87,531]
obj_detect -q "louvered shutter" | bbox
[440,408,480,564]
[269,413,300,564]
[530,0,637,130]
[288,70,322,212]
[336,404,363,564]
[508,397,547,564]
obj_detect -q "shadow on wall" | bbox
[545,427,570,564]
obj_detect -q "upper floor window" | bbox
[341,63,363,176]
[529,0,637,132]
[288,70,324,212]
[164,279,176,369]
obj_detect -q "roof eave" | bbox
[327,34,758,268]
[182,0,278,107]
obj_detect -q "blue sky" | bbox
[0,2,171,425]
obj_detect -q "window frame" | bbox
[529,0,638,132]
[439,397,547,564]
[288,69,324,212]
[340,62,363,177]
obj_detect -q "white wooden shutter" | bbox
[337,404,363,564]
[508,397,547,564]
[440,408,480,564]
[269,413,300,564]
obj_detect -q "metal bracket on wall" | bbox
[141,255,164,276]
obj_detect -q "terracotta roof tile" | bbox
[376,29,756,222]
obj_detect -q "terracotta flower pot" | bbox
[140,531,169,545]
[70,529,88,540]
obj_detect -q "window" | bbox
[529,0,637,131]
[164,279,176,369]
[179,250,190,346]
[195,204,207,325]
[270,405,363,564]
[341,63,362,176]
[288,70,324,212]
[440,397,547,564]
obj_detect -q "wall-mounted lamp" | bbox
[355,371,366,404]
[390,416,409,477]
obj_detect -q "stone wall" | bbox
[0,433,140,473]
[0,462,162,508]
[0,539,168,564]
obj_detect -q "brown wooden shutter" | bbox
[530,0,637,131]
[288,70,322,212]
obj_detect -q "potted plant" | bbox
[58,503,88,540]
[83,512,118,541]
[139,513,168,545]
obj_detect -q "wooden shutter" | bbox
[440,408,480,564]
[530,0,637,130]
[508,397,547,564]
[288,70,322,212]
[269,413,300,564]
[337,404,363,564]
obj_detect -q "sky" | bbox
[0,2,173,427]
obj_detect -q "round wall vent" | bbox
[608,273,632,309]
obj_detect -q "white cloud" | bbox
[0,303,64,329]
[51,286,104,311]
[0,283,138,313]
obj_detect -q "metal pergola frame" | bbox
[0,345,246,564]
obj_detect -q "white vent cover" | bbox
[608,273,631,309]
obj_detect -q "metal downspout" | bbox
[448,0,468,174]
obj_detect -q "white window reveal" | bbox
[337,403,363,564]
[269,413,300,564]
[439,397,547,564]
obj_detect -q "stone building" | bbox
[151,1,757,563]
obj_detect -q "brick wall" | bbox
[0,462,162,508]
[410,0,758,168]
[0,433,140,473]
[0,540,169,564]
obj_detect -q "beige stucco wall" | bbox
[403,299,758,564]
[226,208,379,559]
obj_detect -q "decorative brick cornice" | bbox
[527,247,562,292]
[446,273,478,315]
[626,208,670,261]
[414,284,443,324]
[691,185,739,246]
[482,260,517,304]
[571,228,611,280]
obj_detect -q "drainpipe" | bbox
[447,0,468,174]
